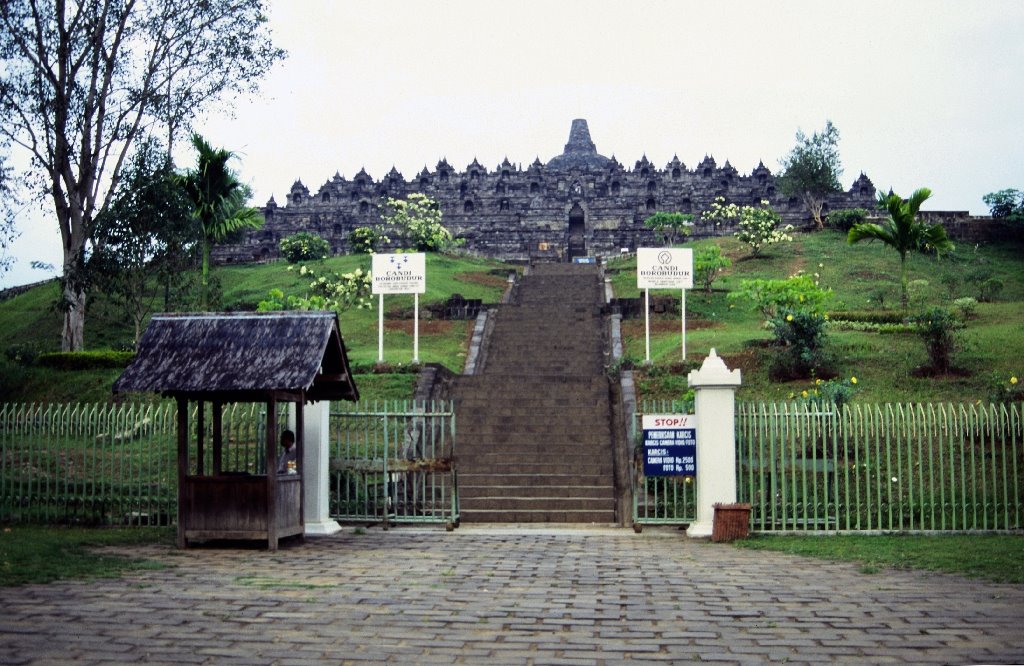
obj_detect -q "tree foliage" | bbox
[694,245,731,294]
[847,188,954,309]
[280,232,330,263]
[643,211,693,246]
[177,134,263,309]
[0,0,284,349]
[381,194,461,252]
[88,139,195,346]
[777,120,843,230]
[982,189,1024,224]
[258,265,373,313]
[703,197,793,257]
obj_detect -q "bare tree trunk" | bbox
[61,284,86,352]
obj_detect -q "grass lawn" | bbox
[0,526,174,587]
[733,533,1024,584]
[607,231,1024,404]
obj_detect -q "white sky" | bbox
[4,0,1023,288]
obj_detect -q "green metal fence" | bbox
[737,402,1023,532]
[0,402,178,525]
[631,400,697,527]
[330,400,458,528]
[2,400,457,528]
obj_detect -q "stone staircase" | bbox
[452,263,618,523]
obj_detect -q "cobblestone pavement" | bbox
[1,526,1022,665]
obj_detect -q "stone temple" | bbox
[213,119,877,264]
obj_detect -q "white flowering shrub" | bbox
[258,264,372,312]
[279,232,330,263]
[702,197,793,256]
[381,193,463,252]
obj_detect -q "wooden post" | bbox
[266,395,278,551]
[212,401,223,476]
[295,393,305,531]
[176,396,188,548]
[196,400,205,476]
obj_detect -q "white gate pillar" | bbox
[686,348,742,538]
[291,401,342,536]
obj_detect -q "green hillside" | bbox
[1,231,1022,405]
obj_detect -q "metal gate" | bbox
[329,400,458,528]
[631,400,697,527]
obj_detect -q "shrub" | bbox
[36,351,135,370]
[702,197,793,257]
[912,307,962,374]
[694,245,731,293]
[349,226,386,254]
[953,297,978,320]
[279,232,330,263]
[988,374,1022,404]
[824,208,869,232]
[978,278,1003,303]
[768,308,834,380]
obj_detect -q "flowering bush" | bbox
[790,376,859,410]
[348,226,388,254]
[381,193,462,252]
[279,232,330,263]
[702,197,793,256]
[988,374,1022,403]
[257,264,372,312]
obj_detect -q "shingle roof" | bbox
[113,312,359,402]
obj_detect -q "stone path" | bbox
[1,527,1022,664]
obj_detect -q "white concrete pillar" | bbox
[291,401,342,536]
[686,348,742,538]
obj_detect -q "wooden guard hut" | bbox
[114,312,359,550]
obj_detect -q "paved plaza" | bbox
[1,526,1022,664]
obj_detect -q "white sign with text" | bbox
[372,252,426,294]
[637,248,693,290]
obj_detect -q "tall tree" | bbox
[89,139,194,346]
[178,134,262,310]
[777,120,843,230]
[848,188,954,309]
[0,1,284,350]
[0,152,17,275]
[982,189,1024,224]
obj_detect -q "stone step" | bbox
[459,484,613,500]
[458,508,616,524]
[459,473,613,487]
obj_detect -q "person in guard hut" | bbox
[277,429,297,474]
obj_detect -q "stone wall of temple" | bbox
[213,119,879,264]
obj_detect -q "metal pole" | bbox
[644,288,651,363]
[413,292,420,363]
[377,293,385,363]
[681,288,687,361]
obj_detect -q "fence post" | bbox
[686,348,742,538]
[290,401,342,535]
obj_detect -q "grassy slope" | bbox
[0,254,512,402]
[1,233,1022,404]
[608,231,1024,403]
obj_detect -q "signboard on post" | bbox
[371,253,426,363]
[641,414,696,477]
[371,252,426,294]
[637,248,693,290]
[636,248,694,362]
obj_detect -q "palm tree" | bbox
[178,134,263,309]
[847,187,954,309]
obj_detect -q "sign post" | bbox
[637,248,693,362]
[641,414,696,477]
[371,252,426,363]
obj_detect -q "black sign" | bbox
[642,427,696,477]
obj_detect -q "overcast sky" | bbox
[4,0,1023,288]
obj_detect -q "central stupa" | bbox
[545,118,613,171]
